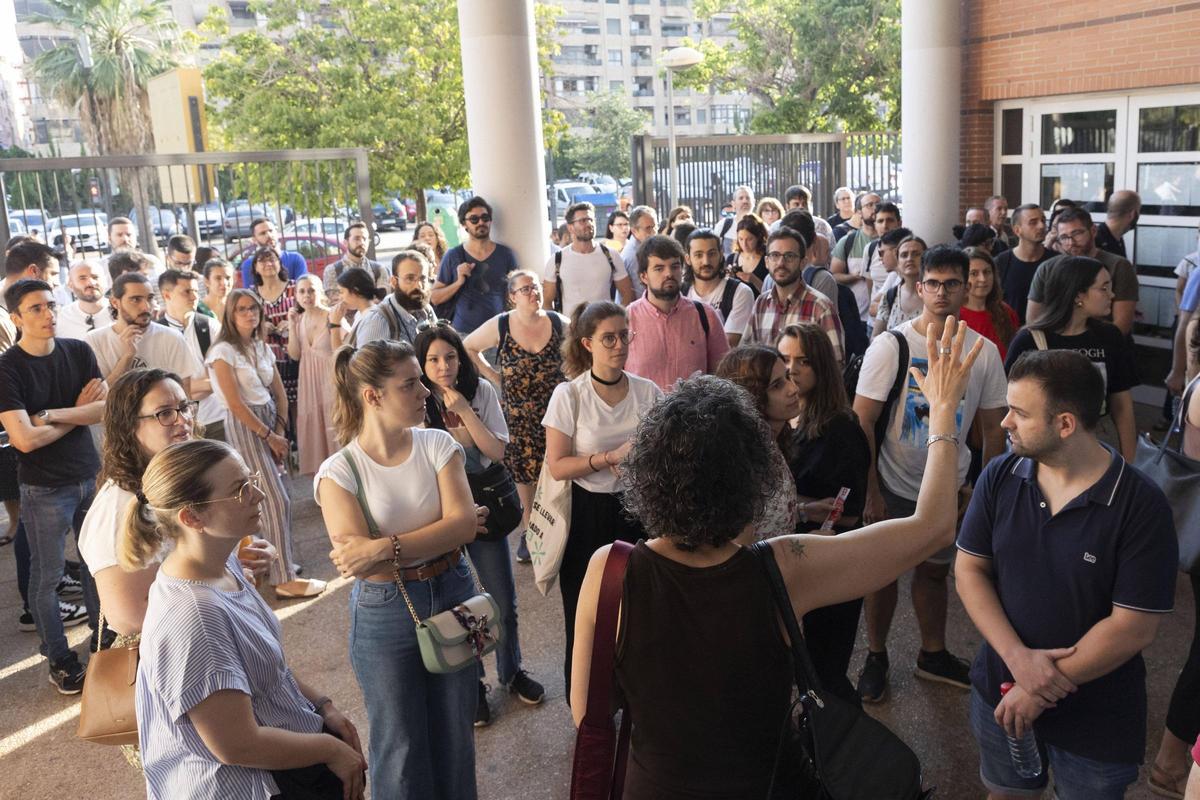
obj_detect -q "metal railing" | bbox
[0,148,373,267]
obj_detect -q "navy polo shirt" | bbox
[957,447,1177,764]
[239,250,308,288]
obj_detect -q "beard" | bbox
[395,288,428,311]
[649,284,680,302]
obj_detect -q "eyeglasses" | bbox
[571,217,595,225]
[137,401,199,427]
[512,284,540,296]
[1055,229,1091,245]
[765,252,803,265]
[587,330,635,349]
[416,318,454,332]
[187,472,264,507]
[16,300,58,316]
[234,305,261,314]
[920,278,964,294]
[465,214,492,224]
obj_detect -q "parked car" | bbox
[578,172,620,194]
[129,206,182,244]
[401,197,417,222]
[5,217,27,236]
[191,202,226,237]
[371,198,407,231]
[9,209,46,233]
[47,212,110,252]
[222,202,294,239]
[227,234,347,283]
[286,216,351,239]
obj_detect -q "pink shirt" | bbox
[625,296,730,391]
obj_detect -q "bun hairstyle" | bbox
[119,439,234,570]
[331,340,418,444]
[336,267,387,302]
[561,301,626,378]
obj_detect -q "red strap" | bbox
[583,540,634,722]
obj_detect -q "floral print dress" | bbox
[498,312,566,484]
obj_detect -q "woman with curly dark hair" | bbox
[414,220,449,266]
[726,212,769,293]
[571,319,983,799]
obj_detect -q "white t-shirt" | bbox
[313,429,464,555]
[544,244,621,314]
[56,302,114,341]
[164,314,225,426]
[79,480,170,574]
[87,321,205,384]
[1176,251,1199,281]
[542,371,663,494]
[855,319,1007,500]
[687,277,755,336]
[206,339,275,408]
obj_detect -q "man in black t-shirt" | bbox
[1096,190,1141,259]
[992,204,1052,323]
[0,278,107,694]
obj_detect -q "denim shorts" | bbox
[968,689,1138,799]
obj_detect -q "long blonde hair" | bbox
[331,340,418,444]
[118,440,233,570]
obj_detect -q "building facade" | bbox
[546,0,753,138]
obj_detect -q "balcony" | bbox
[553,54,603,66]
[632,89,654,98]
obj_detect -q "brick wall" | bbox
[959,0,1200,211]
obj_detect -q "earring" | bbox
[1075,301,1083,307]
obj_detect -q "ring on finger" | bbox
[939,347,952,355]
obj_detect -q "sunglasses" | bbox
[465,214,492,224]
[417,318,455,333]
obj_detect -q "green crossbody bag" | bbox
[340,447,503,673]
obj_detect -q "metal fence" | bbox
[0,147,373,270]
[631,131,901,225]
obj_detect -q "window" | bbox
[1000,164,1022,207]
[1001,108,1024,157]
[228,1,256,21]
[1041,109,1117,155]
[1137,162,1200,216]
[662,21,688,37]
[608,49,622,65]
[634,77,653,97]
[581,22,600,35]
[606,18,620,34]
[1038,163,1114,211]
[696,109,707,124]
[1139,105,1200,153]
[610,80,624,93]
[630,15,650,35]
[631,46,652,66]
[710,16,733,36]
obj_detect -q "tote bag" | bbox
[1135,377,1200,573]
[528,381,578,596]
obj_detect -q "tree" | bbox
[202,0,563,220]
[25,0,186,244]
[554,92,648,180]
[679,0,900,133]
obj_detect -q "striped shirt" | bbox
[137,553,323,799]
[744,283,845,363]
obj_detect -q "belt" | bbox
[397,548,464,582]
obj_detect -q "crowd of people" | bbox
[1,182,1199,800]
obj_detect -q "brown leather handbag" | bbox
[77,617,140,746]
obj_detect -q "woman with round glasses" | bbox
[207,289,325,598]
[543,300,662,698]
[464,270,570,556]
[602,211,630,252]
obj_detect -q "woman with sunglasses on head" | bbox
[287,275,338,474]
[464,271,570,558]
[127,439,365,800]
[208,289,325,598]
[416,322,546,726]
[250,249,299,445]
[544,301,663,698]
[315,339,478,799]
[872,233,927,337]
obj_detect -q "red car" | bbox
[229,235,348,285]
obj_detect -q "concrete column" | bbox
[900,0,961,244]
[457,0,549,273]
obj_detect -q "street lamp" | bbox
[660,46,703,212]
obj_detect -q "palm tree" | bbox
[26,0,184,247]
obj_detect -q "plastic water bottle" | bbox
[999,682,1043,778]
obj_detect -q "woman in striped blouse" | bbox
[127,439,365,800]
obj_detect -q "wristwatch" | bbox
[36,410,50,423]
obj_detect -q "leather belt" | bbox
[397,548,464,582]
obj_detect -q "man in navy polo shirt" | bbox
[956,349,1177,799]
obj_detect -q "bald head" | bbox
[1107,190,1141,219]
[965,207,987,226]
[68,261,103,303]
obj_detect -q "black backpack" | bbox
[155,314,212,358]
[846,329,909,462]
[804,264,868,360]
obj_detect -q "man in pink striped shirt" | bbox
[624,235,729,391]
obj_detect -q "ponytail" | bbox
[332,344,363,445]
[118,493,164,571]
[331,340,417,445]
[561,301,625,378]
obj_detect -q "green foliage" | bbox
[553,92,648,180]
[681,0,900,133]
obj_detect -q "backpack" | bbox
[155,315,212,359]
[846,329,910,463]
[805,264,868,360]
[553,243,619,313]
[717,278,742,323]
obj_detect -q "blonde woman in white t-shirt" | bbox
[315,339,478,800]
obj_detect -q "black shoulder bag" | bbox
[751,540,935,800]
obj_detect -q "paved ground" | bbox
[0,406,1192,799]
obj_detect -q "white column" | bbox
[457,0,549,273]
[901,0,961,244]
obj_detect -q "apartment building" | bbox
[546,0,753,137]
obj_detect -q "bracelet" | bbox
[390,534,403,564]
[311,695,333,715]
[587,453,600,472]
[799,501,808,523]
[257,427,270,440]
[327,323,341,330]
[926,433,960,448]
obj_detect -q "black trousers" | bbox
[803,597,865,706]
[559,483,643,702]
[1167,573,1200,742]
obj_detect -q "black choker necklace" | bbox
[590,370,623,386]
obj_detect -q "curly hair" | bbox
[733,213,769,255]
[99,368,199,494]
[620,375,776,551]
[413,221,448,263]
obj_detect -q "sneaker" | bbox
[64,559,82,581]
[508,670,546,705]
[48,653,86,695]
[58,573,83,600]
[516,534,531,564]
[475,681,492,728]
[18,610,36,632]
[857,650,890,704]
[60,601,88,628]
[915,649,971,689]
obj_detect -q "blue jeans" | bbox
[349,559,478,800]
[20,480,99,663]
[968,689,1138,798]
[467,537,521,685]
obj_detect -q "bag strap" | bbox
[885,282,899,312]
[380,299,404,341]
[549,311,564,337]
[599,243,619,279]
[1031,329,1048,351]
[194,315,212,358]
[339,448,380,538]
[750,540,824,693]
[885,329,910,409]
[554,250,564,312]
[1163,376,1200,456]
[693,299,710,338]
[498,312,511,348]
[719,278,738,321]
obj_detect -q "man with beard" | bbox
[84,273,204,395]
[322,221,387,303]
[543,201,634,314]
[354,249,437,347]
[624,235,727,391]
[238,217,308,288]
[432,196,517,334]
[956,349,1175,800]
[745,227,845,364]
[56,262,114,340]
[831,191,882,326]
[684,228,754,347]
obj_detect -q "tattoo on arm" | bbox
[788,539,807,560]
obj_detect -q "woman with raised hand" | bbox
[571,319,982,798]
[128,439,364,800]
[315,339,479,800]
[287,274,338,474]
[543,300,663,698]
[207,289,325,598]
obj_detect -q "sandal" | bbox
[0,534,14,547]
[1149,765,1186,799]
